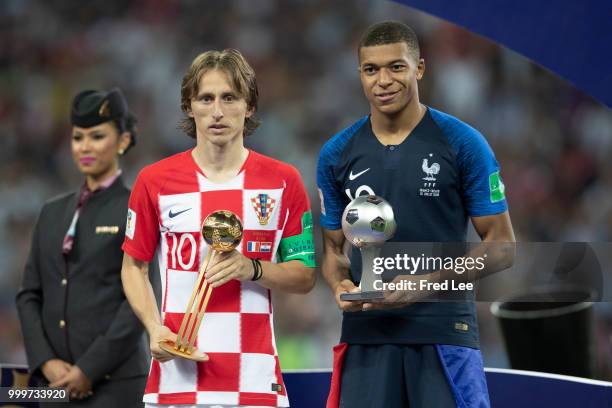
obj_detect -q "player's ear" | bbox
[416,58,425,80]
[245,106,255,119]
[185,96,195,118]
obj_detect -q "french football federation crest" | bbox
[251,193,276,225]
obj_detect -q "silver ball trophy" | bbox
[340,195,396,302]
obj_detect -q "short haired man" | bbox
[121,49,316,408]
[318,22,515,407]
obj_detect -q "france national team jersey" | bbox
[317,107,508,348]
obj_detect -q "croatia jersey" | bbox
[122,149,315,407]
[317,107,508,348]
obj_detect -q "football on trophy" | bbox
[341,195,396,247]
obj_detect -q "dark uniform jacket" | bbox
[16,177,149,384]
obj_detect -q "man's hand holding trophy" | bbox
[158,210,243,362]
[340,195,396,302]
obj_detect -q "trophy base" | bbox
[159,340,209,362]
[340,291,385,302]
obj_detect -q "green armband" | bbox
[278,211,316,267]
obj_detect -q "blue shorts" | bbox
[337,344,490,408]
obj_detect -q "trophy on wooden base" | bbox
[159,210,243,361]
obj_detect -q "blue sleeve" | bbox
[430,108,508,216]
[458,129,508,216]
[317,140,345,230]
[316,116,368,230]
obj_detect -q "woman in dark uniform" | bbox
[16,88,149,407]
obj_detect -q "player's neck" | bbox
[192,137,249,183]
[370,102,426,145]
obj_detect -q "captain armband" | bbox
[278,211,316,267]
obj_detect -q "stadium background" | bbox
[1,0,612,380]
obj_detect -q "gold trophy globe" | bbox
[159,210,243,361]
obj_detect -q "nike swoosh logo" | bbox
[349,168,370,180]
[169,208,191,218]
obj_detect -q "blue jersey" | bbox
[317,107,508,347]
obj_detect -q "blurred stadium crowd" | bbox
[1,0,612,377]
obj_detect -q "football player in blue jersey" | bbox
[318,21,515,408]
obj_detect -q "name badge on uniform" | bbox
[96,226,120,234]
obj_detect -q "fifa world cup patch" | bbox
[126,208,136,239]
[489,171,506,203]
[318,188,326,216]
[247,241,272,252]
[251,193,276,225]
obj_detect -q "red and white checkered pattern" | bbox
[123,149,310,407]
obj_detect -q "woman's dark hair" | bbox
[114,113,137,153]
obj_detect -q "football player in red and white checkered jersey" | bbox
[120,49,316,408]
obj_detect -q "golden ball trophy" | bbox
[159,210,243,361]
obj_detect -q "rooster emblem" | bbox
[422,154,440,181]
